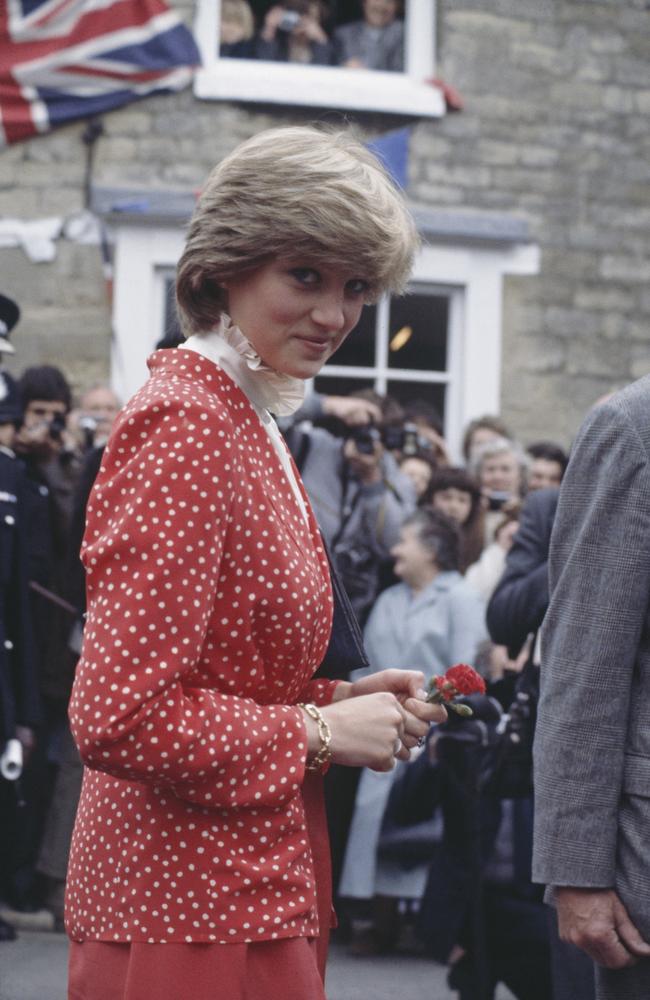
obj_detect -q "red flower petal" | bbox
[444,664,485,696]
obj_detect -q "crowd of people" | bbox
[219,0,405,72]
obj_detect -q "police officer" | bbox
[0,295,41,939]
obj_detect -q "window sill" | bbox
[193,61,446,118]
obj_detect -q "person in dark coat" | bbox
[0,297,42,937]
[385,697,551,1000]
[486,487,559,657]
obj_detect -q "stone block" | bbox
[575,55,612,83]
[476,141,519,166]
[0,160,19,186]
[590,34,627,54]
[602,86,636,114]
[0,189,40,216]
[511,42,572,76]
[630,357,650,380]
[523,339,567,374]
[545,307,600,339]
[636,91,650,114]
[600,255,650,283]
[412,132,453,161]
[519,146,560,167]
[547,80,607,113]
[37,187,83,217]
[100,137,139,162]
[106,110,152,136]
[567,337,630,379]
[408,183,464,206]
[544,249,600,281]
[614,55,650,86]
[574,287,633,313]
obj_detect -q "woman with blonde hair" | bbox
[65,126,445,1000]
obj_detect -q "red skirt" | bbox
[68,937,326,1000]
[68,775,332,1000]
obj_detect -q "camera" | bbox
[347,421,424,457]
[277,9,301,31]
[486,490,512,511]
[348,424,381,455]
[49,412,67,442]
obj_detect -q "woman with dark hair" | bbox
[339,508,487,949]
[64,125,445,1000]
[423,467,484,572]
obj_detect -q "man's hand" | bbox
[555,887,650,969]
[322,395,381,427]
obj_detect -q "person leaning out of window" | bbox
[334,0,404,72]
[256,1,334,65]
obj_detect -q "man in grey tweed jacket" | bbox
[533,378,650,998]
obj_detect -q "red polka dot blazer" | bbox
[66,349,336,944]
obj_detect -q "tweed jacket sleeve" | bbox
[69,355,335,814]
[533,387,650,887]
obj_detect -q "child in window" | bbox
[334,0,404,72]
[256,2,333,65]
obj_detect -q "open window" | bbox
[194,0,445,117]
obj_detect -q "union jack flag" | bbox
[0,0,201,146]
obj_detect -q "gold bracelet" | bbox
[298,703,332,774]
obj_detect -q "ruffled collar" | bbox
[183,316,306,417]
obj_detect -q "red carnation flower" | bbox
[445,664,486,696]
[427,663,485,716]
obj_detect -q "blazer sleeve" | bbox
[533,399,650,887]
[69,396,310,812]
[486,489,558,655]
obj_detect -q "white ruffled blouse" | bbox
[184,316,310,526]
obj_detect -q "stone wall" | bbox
[422,0,650,444]
[1,0,649,445]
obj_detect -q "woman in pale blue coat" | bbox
[339,508,488,937]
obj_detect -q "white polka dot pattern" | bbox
[66,350,335,945]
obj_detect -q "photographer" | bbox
[469,436,528,545]
[68,383,121,453]
[256,2,334,64]
[284,392,416,627]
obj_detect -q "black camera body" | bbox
[48,412,67,442]
[347,421,423,457]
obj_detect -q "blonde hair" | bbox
[220,0,254,40]
[176,125,419,337]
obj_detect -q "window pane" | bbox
[388,292,448,372]
[313,375,375,397]
[386,381,446,424]
[329,305,376,367]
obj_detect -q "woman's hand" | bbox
[316,670,447,770]
[350,669,447,752]
[319,692,408,771]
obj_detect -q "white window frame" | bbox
[315,281,462,440]
[193,0,445,118]
[108,225,539,460]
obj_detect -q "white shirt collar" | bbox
[183,315,306,418]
